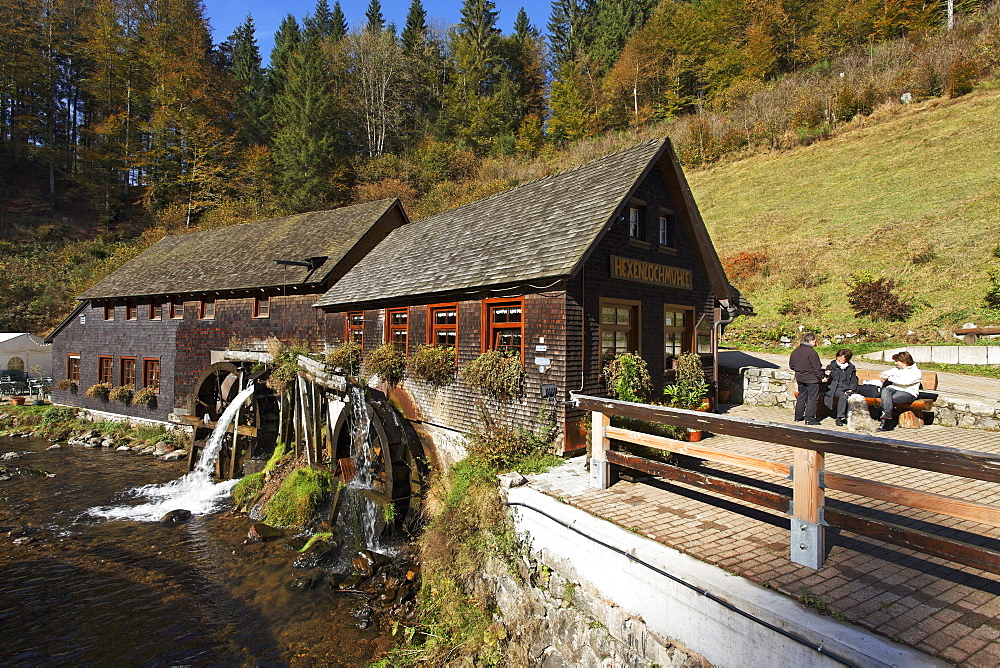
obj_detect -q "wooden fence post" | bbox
[791,447,826,570]
[591,410,611,489]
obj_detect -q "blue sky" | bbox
[202,0,552,58]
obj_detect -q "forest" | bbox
[1,0,998,333]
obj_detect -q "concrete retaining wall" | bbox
[502,487,941,668]
[863,346,1000,365]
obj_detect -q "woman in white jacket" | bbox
[878,351,922,430]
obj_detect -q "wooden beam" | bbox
[605,450,789,513]
[792,448,824,524]
[605,425,791,477]
[826,507,1000,576]
[573,394,1000,483]
[825,472,1000,528]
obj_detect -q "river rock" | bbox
[293,544,340,569]
[116,445,131,452]
[0,452,22,461]
[352,551,376,576]
[498,471,527,488]
[101,439,115,448]
[245,523,283,544]
[163,451,187,462]
[12,536,33,546]
[159,509,192,526]
[46,444,62,450]
[152,441,173,456]
[287,576,317,592]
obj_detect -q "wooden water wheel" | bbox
[186,362,279,479]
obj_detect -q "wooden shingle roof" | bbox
[316,140,672,309]
[79,199,405,300]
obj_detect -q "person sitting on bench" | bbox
[877,351,922,431]
[822,348,858,427]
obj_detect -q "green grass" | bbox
[690,89,1000,340]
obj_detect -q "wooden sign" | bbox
[611,255,692,289]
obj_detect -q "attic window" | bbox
[199,299,215,320]
[170,299,184,319]
[103,303,114,321]
[126,301,138,321]
[628,207,644,240]
[659,214,676,248]
[149,303,162,320]
[253,295,270,318]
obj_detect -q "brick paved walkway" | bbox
[525,407,1000,667]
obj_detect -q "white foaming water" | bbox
[346,386,380,551]
[90,384,255,522]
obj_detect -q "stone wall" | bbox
[481,548,701,667]
[722,366,1000,430]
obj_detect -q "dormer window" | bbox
[199,299,215,319]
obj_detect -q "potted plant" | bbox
[407,345,456,387]
[362,342,406,387]
[85,382,112,402]
[108,385,134,405]
[461,349,525,401]
[662,353,709,441]
[132,387,157,409]
[10,396,25,406]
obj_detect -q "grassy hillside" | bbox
[689,88,1000,344]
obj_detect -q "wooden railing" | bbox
[575,393,1000,573]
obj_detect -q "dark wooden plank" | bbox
[605,450,789,514]
[826,507,1000,577]
[575,394,1000,483]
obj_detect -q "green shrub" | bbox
[108,385,134,405]
[466,407,557,473]
[662,352,709,409]
[363,342,406,386]
[325,341,362,376]
[846,273,914,322]
[461,350,525,401]
[407,345,455,386]
[84,383,111,401]
[985,269,1000,310]
[262,467,335,528]
[264,336,308,393]
[603,352,652,403]
[131,387,157,408]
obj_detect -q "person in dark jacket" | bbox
[789,332,824,425]
[823,348,859,427]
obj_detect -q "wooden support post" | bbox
[293,377,302,458]
[591,410,611,489]
[791,447,826,570]
[228,402,240,480]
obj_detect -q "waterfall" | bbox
[90,384,256,523]
[338,386,381,551]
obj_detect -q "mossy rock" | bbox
[262,466,335,528]
[232,471,266,510]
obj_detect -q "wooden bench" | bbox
[797,369,938,428]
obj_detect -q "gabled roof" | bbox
[316,139,737,309]
[79,199,406,300]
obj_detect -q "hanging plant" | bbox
[325,341,363,376]
[265,336,307,393]
[108,385,134,405]
[363,342,406,387]
[131,387,157,409]
[407,345,455,386]
[56,379,77,393]
[461,350,525,401]
[84,382,112,401]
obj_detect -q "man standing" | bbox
[789,332,824,425]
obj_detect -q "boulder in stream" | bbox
[163,451,187,462]
[152,441,173,456]
[245,523,283,544]
[159,509,192,526]
[0,452,22,461]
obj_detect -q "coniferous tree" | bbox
[502,8,546,146]
[547,0,593,68]
[330,1,348,41]
[304,0,335,41]
[271,35,338,208]
[398,0,443,144]
[401,0,428,55]
[227,16,269,147]
[586,0,656,75]
[365,0,385,33]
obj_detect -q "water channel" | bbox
[0,434,394,665]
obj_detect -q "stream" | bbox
[0,435,395,666]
